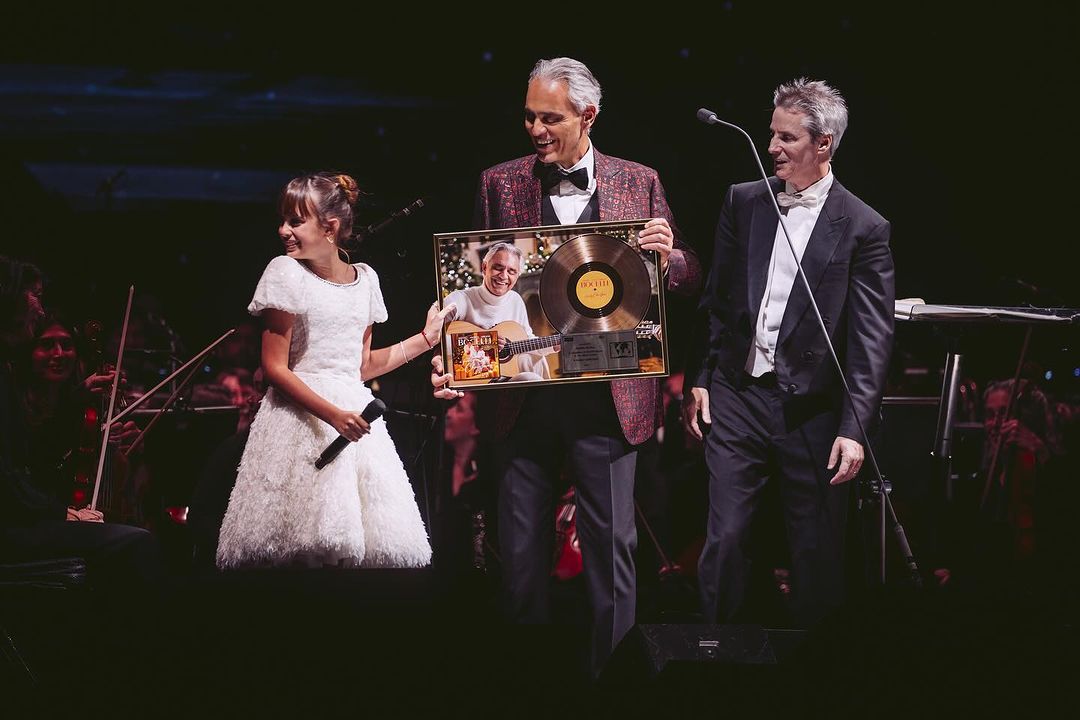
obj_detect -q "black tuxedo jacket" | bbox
[692,176,894,440]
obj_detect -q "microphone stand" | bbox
[698,109,921,589]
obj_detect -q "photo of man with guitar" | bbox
[442,241,556,383]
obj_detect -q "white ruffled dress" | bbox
[216,256,431,569]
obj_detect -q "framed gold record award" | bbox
[433,219,669,390]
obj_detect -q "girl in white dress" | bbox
[216,172,452,569]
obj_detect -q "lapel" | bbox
[594,150,621,222]
[521,148,619,225]
[776,180,850,346]
[512,159,542,228]
[747,177,783,321]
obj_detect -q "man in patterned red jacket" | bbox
[433,57,700,676]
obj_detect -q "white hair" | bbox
[483,242,524,269]
[529,57,602,118]
[773,78,848,157]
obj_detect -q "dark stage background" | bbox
[3,6,1078,708]
[3,3,1077,403]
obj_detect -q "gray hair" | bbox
[773,78,848,157]
[483,242,524,269]
[529,57,602,118]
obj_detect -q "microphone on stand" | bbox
[1001,275,1060,305]
[358,197,429,260]
[696,107,921,587]
[314,399,386,469]
[359,197,428,239]
[695,108,721,125]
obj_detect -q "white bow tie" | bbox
[776,190,820,209]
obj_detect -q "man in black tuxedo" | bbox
[683,79,894,626]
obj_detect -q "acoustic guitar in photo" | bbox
[445,319,661,383]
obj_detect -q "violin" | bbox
[982,379,1040,559]
[552,488,582,581]
[1003,427,1038,559]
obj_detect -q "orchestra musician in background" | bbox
[1,255,163,591]
[979,378,1065,568]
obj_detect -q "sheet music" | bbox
[895,298,1080,323]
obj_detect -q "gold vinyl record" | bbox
[540,233,651,334]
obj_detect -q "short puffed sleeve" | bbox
[247,256,307,316]
[360,263,388,324]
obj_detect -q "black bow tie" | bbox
[534,161,589,193]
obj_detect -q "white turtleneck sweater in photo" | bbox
[444,283,549,379]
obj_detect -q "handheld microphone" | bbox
[1002,275,1057,302]
[314,399,386,469]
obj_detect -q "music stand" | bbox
[887,301,1077,584]
[895,300,1078,500]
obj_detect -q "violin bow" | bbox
[108,327,236,427]
[90,285,134,512]
[121,330,235,458]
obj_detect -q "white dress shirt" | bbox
[548,142,596,225]
[746,171,834,376]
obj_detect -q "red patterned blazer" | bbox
[473,149,702,445]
